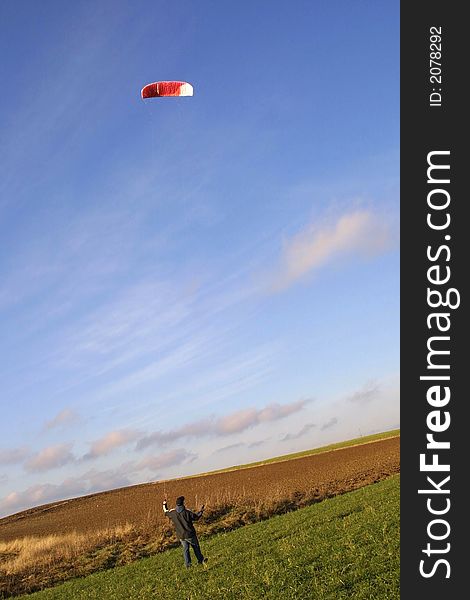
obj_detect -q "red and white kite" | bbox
[141,81,194,99]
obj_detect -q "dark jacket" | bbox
[164,504,203,540]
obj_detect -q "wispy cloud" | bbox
[346,380,380,404]
[24,444,75,473]
[12,263,264,415]
[1,448,195,517]
[0,446,30,466]
[248,440,267,448]
[134,449,196,472]
[214,443,245,454]
[268,210,391,292]
[0,474,128,518]
[83,429,141,460]
[320,417,338,431]
[43,408,80,431]
[137,398,309,450]
[281,423,316,441]
[0,484,81,517]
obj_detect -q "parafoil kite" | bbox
[141,81,193,99]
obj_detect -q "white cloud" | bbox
[137,398,310,450]
[214,443,245,454]
[320,417,339,431]
[24,444,75,473]
[347,380,380,404]
[134,449,196,472]
[1,449,195,517]
[43,408,80,431]
[83,429,141,460]
[0,446,30,465]
[281,423,316,441]
[269,210,391,292]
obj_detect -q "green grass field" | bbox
[20,475,399,600]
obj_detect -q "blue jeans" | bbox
[180,536,204,567]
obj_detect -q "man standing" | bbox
[163,495,207,568]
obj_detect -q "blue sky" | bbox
[0,0,399,517]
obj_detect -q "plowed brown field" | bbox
[0,436,399,543]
